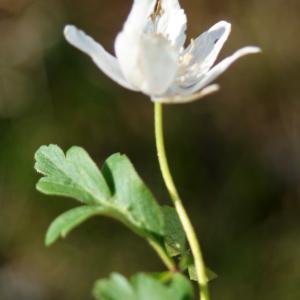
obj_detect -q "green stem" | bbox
[154,102,210,300]
[148,239,177,272]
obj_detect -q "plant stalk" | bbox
[154,102,210,300]
[148,239,177,272]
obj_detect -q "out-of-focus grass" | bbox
[0,0,299,299]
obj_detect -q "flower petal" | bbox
[153,84,220,103]
[114,32,142,89]
[156,0,187,49]
[64,25,136,90]
[177,21,231,88]
[115,1,180,96]
[114,0,157,90]
[123,0,156,34]
[186,21,231,73]
[139,34,178,95]
[181,46,261,95]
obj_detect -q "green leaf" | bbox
[102,153,164,236]
[161,205,217,283]
[93,273,135,300]
[35,145,111,205]
[188,264,218,283]
[162,206,186,257]
[166,273,194,300]
[46,205,113,246]
[180,252,218,283]
[93,272,193,300]
[35,145,164,244]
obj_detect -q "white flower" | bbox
[64,0,260,103]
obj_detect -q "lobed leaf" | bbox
[161,206,218,283]
[180,252,218,283]
[162,206,186,257]
[93,272,193,300]
[35,145,164,244]
[188,264,218,283]
[102,153,164,236]
[45,205,121,246]
[35,145,111,205]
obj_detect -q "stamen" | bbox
[155,0,162,15]
[151,0,163,19]
[190,38,195,50]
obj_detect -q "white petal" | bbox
[139,34,178,95]
[189,21,231,72]
[179,21,231,87]
[114,0,157,89]
[123,0,156,34]
[64,25,136,90]
[156,0,187,49]
[182,46,261,94]
[153,84,220,103]
[114,32,142,89]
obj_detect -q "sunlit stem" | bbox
[154,102,210,300]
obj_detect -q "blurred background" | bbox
[0,0,299,299]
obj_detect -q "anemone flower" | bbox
[64,0,260,103]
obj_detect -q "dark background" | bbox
[0,0,299,299]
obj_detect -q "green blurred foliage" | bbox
[0,0,299,299]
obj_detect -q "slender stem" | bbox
[154,102,210,300]
[148,239,177,272]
